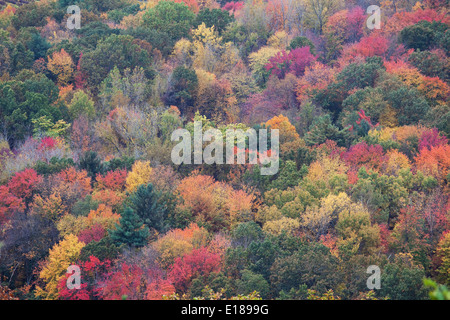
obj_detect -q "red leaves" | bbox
[100,263,174,300]
[419,128,448,151]
[8,168,42,201]
[78,224,107,244]
[168,247,221,292]
[58,256,111,300]
[95,169,127,192]
[265,47,317,79]
[38,137,57,151]
[341,141,386,172]
[0,185,24,224]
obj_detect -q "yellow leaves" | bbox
[379,105,398,128]
[86,204,120,231]
[263,216,300,235]
[267,31,289,50]
[300,192,353,239]
[306,155,348,186]
[30,192,66,221]
[125,160,152,193]
[57,214,88,238]
[56,204,118,238]
[37,234,85,300]
[256,205,283,224]
[265,114,304,154]
[47,49,74,87]
[195,68,216,99]
[248,46,279,76]
[192,23,221,46]
[173,24,240,76]
[153,223,209,269]
[383,149,411,176]
[335,203,380,256]
[436,231,450,285]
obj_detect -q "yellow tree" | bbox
[125,160,152,193]
[265,115,304,153]
[153,223,209,269]
[47,49,74,86]
[36,234,85,300]
[435,231,450,286]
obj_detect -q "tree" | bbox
[435,232,450,286]
[399,20,446,51]
[265,47,317,79]
[237,269,270,298]
[7,168,42,206]
[47,49,74,87]
[195,8,234,34]
[415,144,450,183]
[78,151,104,180]
[304,0,341,34]
[110,206,150,248]
[153,223,210,269]
[125,160,152,193]
[68,90,95,120]
[142,1,195,43]
[81,35,153,91]
[168,247,222,293]
[36,234,85,300]
[164,66,198,115]
[304,115,346,146]
[128,183,170,235]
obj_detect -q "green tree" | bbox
[142,1,195,43]
[81,34,153,91]
[164,66,198,114]
[110,206,150,248]
[128,183,170,234]
[195,8,234,34]
[237,269,270,299]
[69,91,96,120]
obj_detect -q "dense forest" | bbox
[0,0,449,300]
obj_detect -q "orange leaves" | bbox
[47,49,75,87]
[265,114,300,142]
[153,223,210,268]
[417,76,450,104]
[96,169,127,192]
[415,144,450,182]
[86,204,120,231]
[176,173,256,231]
[265,115,303,153]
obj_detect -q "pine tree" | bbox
[128,183,169,234]
[110,207,149,248]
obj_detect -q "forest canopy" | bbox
[0,0,449,301]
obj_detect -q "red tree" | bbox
[168,247,222,292]
[265,47,317,79]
